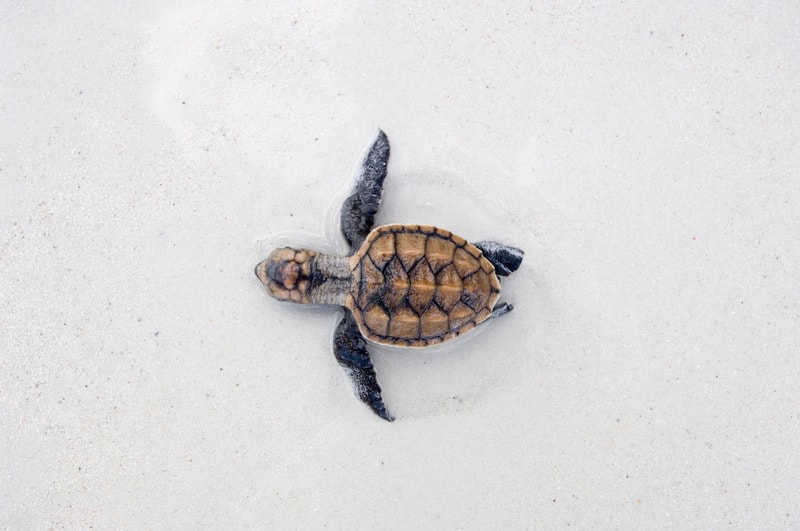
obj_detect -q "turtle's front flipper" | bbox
[474,241,524,277]
[340,130,390,250]
[333,310,394,421]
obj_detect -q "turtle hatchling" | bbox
[255,131,523,421]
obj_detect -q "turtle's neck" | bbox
[307,253,352,305]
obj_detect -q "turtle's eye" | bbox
[266,261,282,284]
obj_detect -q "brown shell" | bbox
[345,224,501,347]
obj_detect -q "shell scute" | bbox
[407,259,436,314]
[388,307,420,339]
[449,301,475,329]
[383,256,410,310]
[433,263,463,312]
[395,231,427,270]
[420,304,449,338]
[461,271,491,310]
[368,230,395,269]
[356,255,385,308]
[453,247,481,277]
[425,235,456,274]
[351,224,501,347]
[363,303,390,336]
[475,307,492,322]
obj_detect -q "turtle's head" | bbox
[255,247,318,304]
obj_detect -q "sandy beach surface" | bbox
[2,2,799,528]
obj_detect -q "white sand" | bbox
[2,2,799,528]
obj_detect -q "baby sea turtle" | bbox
[255,131,523,421]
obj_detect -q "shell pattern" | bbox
[346,224,501,346]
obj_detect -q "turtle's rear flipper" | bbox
[340,130,390,250]
[474,241,524,276]
[333,310,394,422]
[490,302,514,318]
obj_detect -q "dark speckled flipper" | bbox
[474,241,524,277]
[340,130,390,250]
[333,310,394,422]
